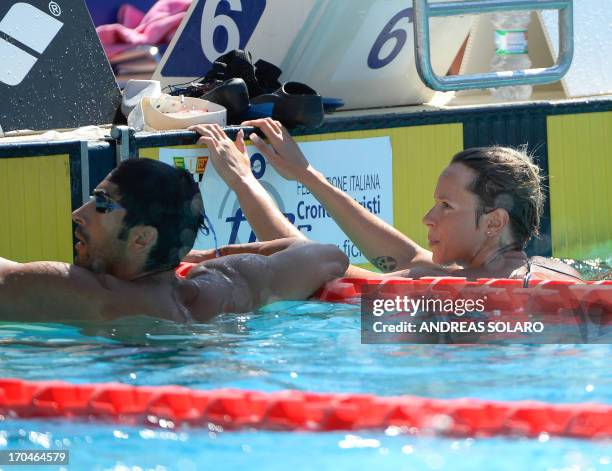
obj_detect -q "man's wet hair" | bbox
[109,159,206,271]
[451,146,544,249]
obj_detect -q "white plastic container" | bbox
[490,11,533,101]
[129,95,226,132]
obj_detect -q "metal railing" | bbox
[413,0,573,91]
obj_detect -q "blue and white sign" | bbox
[281,0,475,109]
[158,137,394,264]
[160,0,266,79]
[154,0,316,89]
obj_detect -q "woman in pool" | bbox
[189,120,583,283]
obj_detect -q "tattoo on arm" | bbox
[371,256,398,272]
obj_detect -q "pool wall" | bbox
[1,99,611,263]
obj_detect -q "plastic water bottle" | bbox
[490,11,532,101]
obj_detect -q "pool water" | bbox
[0,260,610,470]
[1,300,611,470]
[0,419,610,471]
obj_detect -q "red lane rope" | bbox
[178,263,612,314]
[314,277,612,313]
[0,379,610,438]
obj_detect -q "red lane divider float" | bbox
[314,277,612,315]
[0,379,610,438]
[177,263,611,315]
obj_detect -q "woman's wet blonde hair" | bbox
[451,146,544,248]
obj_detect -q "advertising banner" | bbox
[159,137,393,264]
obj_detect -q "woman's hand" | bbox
[241,118,312,182]
[189,124,253,188]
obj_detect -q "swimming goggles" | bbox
[91,189,124,214]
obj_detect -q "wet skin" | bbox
[0,177,349,322]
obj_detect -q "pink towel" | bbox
[117,4,146,29]
[97,0,192,57]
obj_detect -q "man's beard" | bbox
[74,227,96,270]
[74,253,88,267]
[74,242,91,268]
[74,241,110,274]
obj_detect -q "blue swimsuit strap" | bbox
[523,258,533,288]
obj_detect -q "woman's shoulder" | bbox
[527,256,584,282]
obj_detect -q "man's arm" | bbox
[242,119,434,272]
[185,240,349,320]
[183,237,301,263]
[0,260,183,323]
[189,124,305,241]
[1,261,115,322]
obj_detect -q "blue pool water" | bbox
[0,296,611,470]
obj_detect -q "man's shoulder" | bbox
[179,262,249,321]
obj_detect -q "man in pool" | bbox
[189,120,582,282]
[0,158,348,322]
